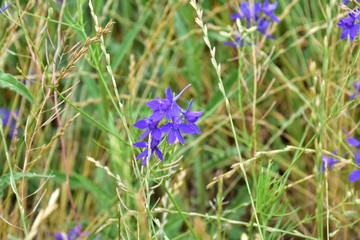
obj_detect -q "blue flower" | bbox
[227,1,279,44]
[261,0,279,22]
[345,136,360,182]
[224,35,247,48]
[257,18,275,39]
[54,225,88,240]
[183,99,203,134]
[350,81,360,99]
[147,85,191,121]
[133,84,203,165]
[338,12,360,41]
[161,117,195,145]
[0,107,19,138]
[231,1,261,25]
[349,151,360,182]
[134,117,162,140]
[321,150,340,172]
[347,137,360,147]
[343,0,360,4]
[133,139,163,165]
[0,3,12,13]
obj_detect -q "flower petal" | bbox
[176,130,184,145]
[168,129,176,145]
[161,123,173,133]
[150,111,165,122]
[166,87,173,101]
[147,100,160,110]
[349,169,360,182]
[153,128,162,140]
[189,123,202,134]
[154,147,164,161]
[133,141,148,148]
[179,123,195,134]
[356,151,360,166]
[231,13,242,20]
[168,103,181,119]
[347,138,360,147]
[136,149,148,160]
[134,120,148,129]
[138,130,150,139]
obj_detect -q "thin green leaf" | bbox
[0,71,37,104]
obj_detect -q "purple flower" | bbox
[322,150,340,172]
[343,0,360,4]
[133,139,163,165]
[147,85,191,121]
[231,1,261,25]
[347,137,360,147]
[134,117,162,140]
[338,12,360,41]
[133,84,203,165]
[224,35,247,48]
[345,135,360,182]
[257,18,275,39]
[350,81,360,99]
[0,107,19,138]
[54,225,88,240]
[183,99,203,134]
[161,117,195,145]
[228,1,279,42]
[349,151,360,182]
[261,0,279,22]
[0,3,12,13]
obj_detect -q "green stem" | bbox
[0,120,28,235]
[161,182,200,240]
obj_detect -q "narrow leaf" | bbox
[0,71,36,104]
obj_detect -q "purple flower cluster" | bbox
[0,107,19,138]
[225,0,280,48]
[133,85,203,165]
[322,135,360,182]
[54,225,87,240]
[338,2,360,41]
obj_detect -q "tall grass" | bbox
[0,0,359,239]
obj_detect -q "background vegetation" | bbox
[0,0,359,239]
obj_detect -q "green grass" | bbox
[0,0,360,239]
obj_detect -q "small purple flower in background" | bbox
[261,0,279,22]
[343,0,360,4]
[350,81,360,99]
[0,107,19,138]
[224,35,246,48]
[225,1,280,48]
[0,2,12,13]
[338,12,360,41]
[322,150,340,172]
[54,224,89,240]
[345,135,360,182]
[257,18,275,40]
[348,151,360,182]
[133,84,203,165]
[231,1,261,25]
[346,136,360,147]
